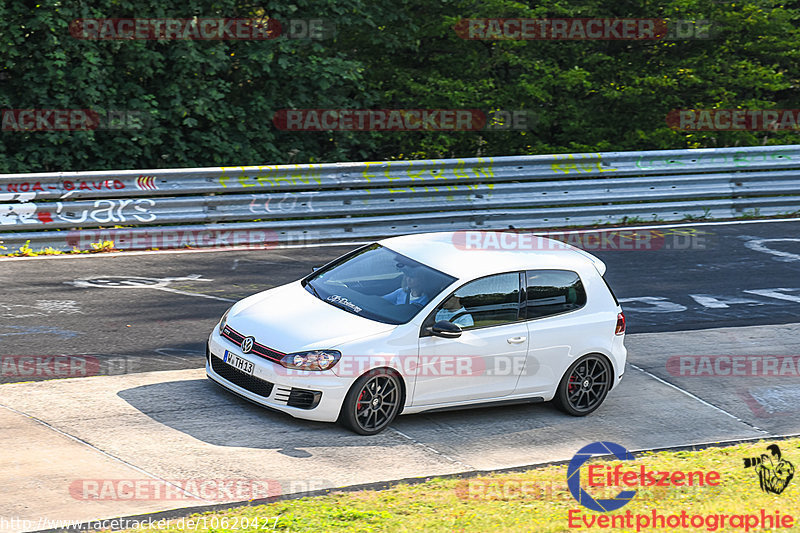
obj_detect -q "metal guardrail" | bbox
[1,144,800,252]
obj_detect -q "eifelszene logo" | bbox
[567,441,721,512]
[568,441,636,512]
[743,444,795,495]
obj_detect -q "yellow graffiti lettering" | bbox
[453,159,468,178]
[552,154,616,173]
[289,164,314,185]
[219,166,243,188]
[362,161,379,181]
[255,169,277,186]
[406,168,426,180]
[598,157,618,172]
[472,158,494,178]
[552,155,579,174]
[402,161,425,180]
[551,155,569,173]
[272,172,295,186]
[253,165,277,186]
[429,162,446,179]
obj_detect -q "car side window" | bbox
[525,269,587,319]
[430,272,521,331]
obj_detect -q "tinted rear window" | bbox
[525,269,587,319]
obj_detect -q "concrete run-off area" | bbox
[2,322,799,530]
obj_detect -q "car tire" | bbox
[339,369,402,435]
[554,354,612,416]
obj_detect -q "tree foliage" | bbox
[1,0,798,172]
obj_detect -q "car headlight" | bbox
[218,307,232,333]
[279,350,341,371]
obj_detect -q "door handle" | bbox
[507,336,527,344]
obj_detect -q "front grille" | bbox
[210,355,274,398]
[221,326,284,363]
[221,326,245,345]
[287,388,322,409]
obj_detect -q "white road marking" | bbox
[150,286,235,302]
[617,296,687,313]
[688,294,765,309]
[628,363,769,435]
[744,238,800,262]
[65,274,235,302]
[67,275,212,289]
[0,300,82,319]
[389,427,475,471]
[0,325,81,339]
[744,288,800,304]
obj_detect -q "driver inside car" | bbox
[383,265,431,306]
[434,295,474,328]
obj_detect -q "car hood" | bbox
[225,281,396,353]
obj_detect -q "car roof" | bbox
[377,231,606,281]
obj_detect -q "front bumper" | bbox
[206,329,351,423]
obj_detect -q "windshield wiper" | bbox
[304,280,321,299]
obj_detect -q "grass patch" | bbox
[122,438,800,532]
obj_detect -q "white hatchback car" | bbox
[206,231,626,434]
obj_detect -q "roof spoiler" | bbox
[533,235,608,275]
[567,245,607,275]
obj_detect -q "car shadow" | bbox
[117,378,355,450]
[116,375,567,451]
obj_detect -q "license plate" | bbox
[223,350,255,375]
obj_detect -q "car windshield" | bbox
[303,244,457,324]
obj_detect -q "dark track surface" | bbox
[1,219,799,383]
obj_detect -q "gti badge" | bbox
[241,336,255,354]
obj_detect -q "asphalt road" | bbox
[1,219,799,384]
[2,321,798,528]
[2,219,800,529]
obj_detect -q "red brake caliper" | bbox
[357,390,365,410]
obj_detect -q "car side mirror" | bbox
[429,320,462,339]
[311,266,321,272]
